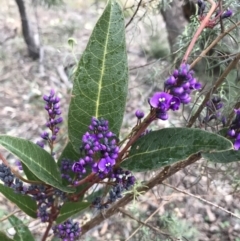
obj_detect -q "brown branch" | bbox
[118,208,175,240]
[81,153,201,235]
[182,0,217,63]
[190,21,240,69]
[163,182,240,219]
[125,0,143,28]
[187,53,240,127]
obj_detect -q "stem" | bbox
[182,0,217,63]
[117,110,156,164]
[81,153,201,235]
[190,21,240,69]
[125,0,143,28]
[187,53,240,127]
[41,221,53,241]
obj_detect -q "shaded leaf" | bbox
[21,163,41,182]
[8,216,34,241]
[217,127,228,137]
[58,142,81,165]
[121,128,233,172]
[0,135,75,193]
[56,201,90,223]
[68,0,128,152]
[0,184,37,218]
[203,149,240,163]
[0,231,14,241]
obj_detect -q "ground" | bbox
[0,1,240,240]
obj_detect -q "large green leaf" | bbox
[0,184,37,218]
[8,216,34,241]
[0,135,75,193]
[56,201,90,224]
[0,231,14,241]
[121,128,233,172]
[203,150,240,163]
[68,0,128,152]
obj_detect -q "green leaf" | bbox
[21,163,41,182]
[8,216,34,241]
[56,201,90,224]
[217,127,228,137]
[68,0,128,152]
[203,149,240,163]
[58,142,80,165]
[0,184,37,218]
[0,135,75,193]
[0,231,14,241]
[121,128,233,172]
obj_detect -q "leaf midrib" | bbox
[95,3,112,117]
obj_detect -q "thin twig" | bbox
[163,182,240,220]
[118,207,175,240]
[187,53,240,127]
[123,200,173,241]
[0,209,21,222]
[125,0,143,28]
[190,21,240,69]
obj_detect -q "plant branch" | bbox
[124,202,170,241]
[118,208,175,240]
[187,53,240,127]
[190,21,240,69]
[125,0,143,28]
[163,182,240,219]
[81,153,201,235]
[182,0,217,63]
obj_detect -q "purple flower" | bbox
[222,9,233,19]
[156,110,168,120]
[93,157,115,175]
[52,219,81,241]
[149,92,173,110]
[234,134,240,150]
[135,110,144,119]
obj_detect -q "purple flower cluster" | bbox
[60,158,75,183]
[52,219,81,241]
[149,64,201,120]
[72,117,119,179]
[37,89,62,149]
[204,96,225,124]
[228,109,240,150]
[28,184,51,222]
[0,164,26,194]
[28,184,66,222]
[92,168,135,209]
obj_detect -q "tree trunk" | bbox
[15,0,39,59]
[161,0,188,54]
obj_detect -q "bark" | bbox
[161,0,189,54]
[15,0,39,59]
